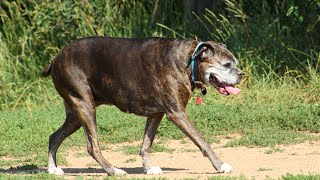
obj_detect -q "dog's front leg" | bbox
[140,114,164,174]
[167,111,232,173]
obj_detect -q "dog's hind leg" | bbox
[140,114,164,174]
[68,96,127,176]
[48,101,81,175]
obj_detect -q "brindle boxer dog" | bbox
[42,37,242,176]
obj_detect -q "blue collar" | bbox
[190,42,203,81]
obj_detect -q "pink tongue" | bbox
[219,86,241,95]
[225,86,241,94]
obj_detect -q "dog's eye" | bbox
[223,63,231,68]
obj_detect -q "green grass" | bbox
[120,144,174,155]
[257,168,273,172]
[125,158,137,163]
[0,173,319,180]
[1,1,320,179]
[0,173,65,180]
[0,80,319,170]
[281,173,320,180]
[264,147,284,154]
[1,0,319,110]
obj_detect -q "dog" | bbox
[42,37,242,176]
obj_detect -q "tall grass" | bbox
[198,1,319,77]
[0,0,319,109]
[0,34,59,110]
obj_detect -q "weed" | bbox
[181,149,197,153]
[257,168,273,171]
[125,158,137,163]
[265,147,285,154]
[1,81,320,167]
[0,2,320,179]
[120,144,174,155]
[281,173,320,180]
[73,152,89,158]
[0,173,66,180]
[86,162,98,167]
[152,144,174,153]
[120,145,140,155]
[0,1,319,110]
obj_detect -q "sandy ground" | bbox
[59,137,320,179]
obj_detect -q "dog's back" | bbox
[45,37,193,116]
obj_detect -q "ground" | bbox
[58,138,320,179]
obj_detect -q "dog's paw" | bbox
[218,163,232,173]
[48,167,64,175]
[113,168,127,176]
[146,166,162,175]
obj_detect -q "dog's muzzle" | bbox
[209,74,241,95]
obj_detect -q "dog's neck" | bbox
[173,40,207,95]
[171,40,197,71]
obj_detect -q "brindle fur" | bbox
[43,37,242,176]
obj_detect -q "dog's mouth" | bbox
[209,74,241,95]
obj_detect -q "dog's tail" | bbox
[42,61,52,77]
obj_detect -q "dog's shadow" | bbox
[0,164,187,175]
[62,167,186,174]
[0,164,41,174]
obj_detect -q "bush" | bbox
[0,0,319,109]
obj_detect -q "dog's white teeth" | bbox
[146,166,163,175]
[219,163,232,173]
[48,167,64,175]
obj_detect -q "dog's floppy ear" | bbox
[193,43,214,60]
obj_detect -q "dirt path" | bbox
[62,138,320,179]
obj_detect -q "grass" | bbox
[257,168,273,172]
[0,173,65,180]
[264,147,285,154]
[0,174,320,180]
[0,0,319,111]
[0,79,319,169]
[281,174,320,180]
[0,69,319,179]
[0,39,60,110]
[120,144,174,155]
[0,173,319,180]
[125,158,137,163]
[0,1,319,178]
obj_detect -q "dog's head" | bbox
[192,42,242,95]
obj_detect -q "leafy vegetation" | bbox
[0,83,319,168]
[281,173,320,180]
[0,0,319,109]
[0,173,320,180]
[0,0,319,178]
[0,173,65,180]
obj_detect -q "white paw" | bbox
[48,167,64,175]
[219,163,232,173]
[146,166,162,175]
[113,168,127,176]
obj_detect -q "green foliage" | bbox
[282,173,320,180]
[0,2,319,179]
[0,0,319,109]
[207,176,246,180]
[0,172,66,180]
[199,1,320,77]
[0,106,82,167]
[264,147,284,154]
[0,81,319,168]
